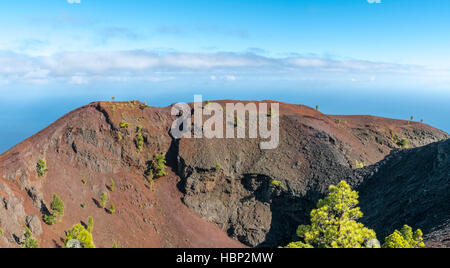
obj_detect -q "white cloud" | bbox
[0,50,448,87]
[67,0,81,4]
[367,0,381,4]
[225,75,237,81]
[70,75,88,85]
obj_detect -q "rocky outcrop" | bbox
[177,105,448,247]
[0,181,28,247]
[358,139,450,247]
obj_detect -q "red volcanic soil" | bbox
[0,100,447,248]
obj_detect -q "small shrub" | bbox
[43,214,57,225]
[383,225,425,248]
[144,154,168,189]
[315,105,319,111]
[215,163,221,172]
[145,169,154,190]
[51,193,64,217]
[110,178,115,192]
[36,158,49,177]
[110,204,116,214]
[113,240,118,248]
[270,180,282,188]
[100,192,108,209]
[117,133,123,142]
[355,160,365,169]
[0,228,3,236]
[81,203,86,208]
[64,224,95,248]
[82,179,87,185]
[135,126,144,153]
[153,154,168,178]
[140,102,150,110]
[397,138,409,149]
[23,227,39,248]
[87,216,94,233]
[120,120,130,129]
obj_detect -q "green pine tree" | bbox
[51,193,64,217]
[282,181,377,248]
[383,225,425,248]
[23,227,39,248]
[110,178,115,192]
[87,216,94,233]
[153,154,168,178]
[100,192,108,209]
[36,158,49,177]
[64,224,95,248]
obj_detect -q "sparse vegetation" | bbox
[120,120,130,129]
[110,178,115,191]
[36,158,49,177]
[144,154,168,190]
[110,204,116,214]
[0,228,3,236]
[117,133,123,142]
[113,240,118,248]
[100,192,108,209]
[281,181,376,248]
[215,163,221,172]
[87,216,94,233]
[82,179,87,185]
[390,131,409,149]
[270,180,282,188]
[64,224,95,248]
[383,225,425,248]
[22,227,39,248]
[140,102,150,110]
[355,160,366,169]
[153,154,168,178]
[43,214,57,225]
[397,138,409,149]
[281,181,425,248]
[145,169,154,190]
[43,193,64,225]
[135,125,144,153]
[51,193,64,217]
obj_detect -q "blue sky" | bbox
[0,0,449,151]
[1,0,450,88]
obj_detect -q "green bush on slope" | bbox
[281,181,425,248]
